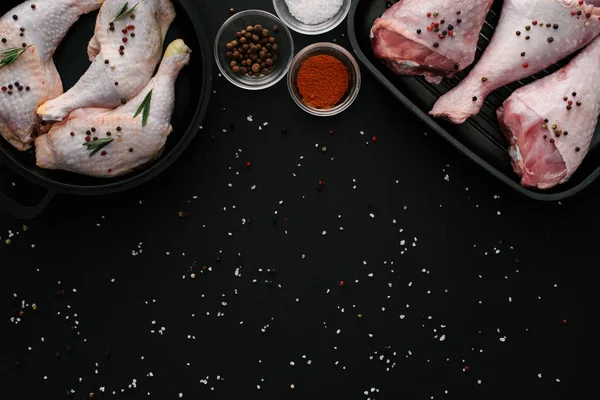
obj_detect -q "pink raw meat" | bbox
[371,0,494,84]
[497,35,600,190]
[431,0,600,124]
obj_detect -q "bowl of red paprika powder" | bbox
[288,43,361,116]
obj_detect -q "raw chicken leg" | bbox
[37,0,176,122]
[35,39,190,177]
[0,0,103,151]
[371,0,494,84]
[431,0,600,124]
[497,35,600,189]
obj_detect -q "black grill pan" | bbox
[348,0,600,201]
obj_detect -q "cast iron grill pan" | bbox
[348,0,600,201]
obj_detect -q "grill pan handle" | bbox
[0,161,56,220]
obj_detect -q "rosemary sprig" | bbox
[83,138,114,157]
[111,2,139,23]
[0,45,31,70]
[133,89,153,126]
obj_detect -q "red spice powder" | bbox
[297,55,349,109]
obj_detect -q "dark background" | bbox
[0,0,591,399]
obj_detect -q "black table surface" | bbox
[0,1,591,399]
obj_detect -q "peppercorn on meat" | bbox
[497,35,600,189]
[430,0,600,124]
[35,39,190,177]
[37,0,175,122]
[370,0,494,84]
[0,0,103,151]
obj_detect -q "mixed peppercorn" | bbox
[415,9,463,50]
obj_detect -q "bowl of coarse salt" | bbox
[272,0,352,35]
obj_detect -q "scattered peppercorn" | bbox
[481,77,487,82]
[572,92,577,97]
[12,15,18,20]
[553,24,559,29]
[576,101,581,106]
[472,96,478,101]
[547,37,554,43]
[575,147,581,152]
[1,38,6,43]
[433,42,439,47]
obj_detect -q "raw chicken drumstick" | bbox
[37,0,175,122]
[497,35,600,190]
[35,39,190,178]
[431,0,600,124]
[371,0,494,84]
[0,0,103,151]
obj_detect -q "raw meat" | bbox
[0,0,102,151]
[497,35,600,189]
[37,0,175,122]
[35,39,190,177]
[431,0,600,124]
[370,0,494,84]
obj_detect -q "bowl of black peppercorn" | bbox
[215,9,294,90]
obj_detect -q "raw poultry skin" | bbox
[497,35,600,189]
[370,0,494,84]
[0,0,103,151]
[431,0,600,124]
[37,0,175,122]
[35,39,190,177]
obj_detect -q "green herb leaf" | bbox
[83,138,114,157]
[0,46,30,70]
[111,2,139,23]
[133,89,153,127]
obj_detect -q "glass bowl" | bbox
[288,43,361,117]
[272,0,352,35]
[214,10,294,90]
